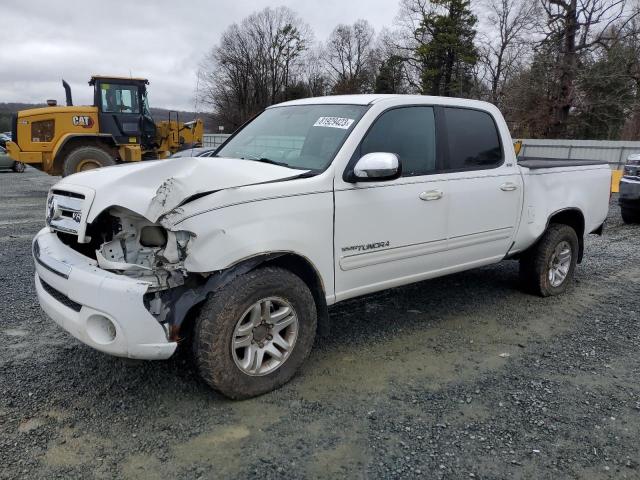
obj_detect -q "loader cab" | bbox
[90,76,157,149]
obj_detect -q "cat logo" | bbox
[72,115,94,128]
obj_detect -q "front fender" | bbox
[176,192,335,302]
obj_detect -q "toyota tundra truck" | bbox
[33,95,611,398]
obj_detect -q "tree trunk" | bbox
[549,0,578,137]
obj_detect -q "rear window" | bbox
[443,108,502,170]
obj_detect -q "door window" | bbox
[360,107,437,177]
[101,84,140,114]
[443,108,502,170]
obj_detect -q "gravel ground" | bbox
[1,168,639,480]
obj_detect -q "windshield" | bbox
[215,104,368,171]
[100,83,141,114]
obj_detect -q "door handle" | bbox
[500,182,518,192]
[419,190,444,201]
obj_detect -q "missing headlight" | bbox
[140,226,167,247]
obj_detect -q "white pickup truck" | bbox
[33,95,611,398]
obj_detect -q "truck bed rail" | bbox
[518,157,609,169]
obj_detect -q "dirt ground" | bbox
[1,168,639,479]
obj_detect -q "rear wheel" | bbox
[193,267,317,399]
[62,146,116,177]
[519,224,579,297]
[12,161,25,173]
[621,207,640,224]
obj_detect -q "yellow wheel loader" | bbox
[6,76,203,176]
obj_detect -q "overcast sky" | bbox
[0,0,411,111]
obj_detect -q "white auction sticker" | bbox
[313,117,355,129]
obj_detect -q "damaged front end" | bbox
[80,207,205,341]
[90,207,195,292]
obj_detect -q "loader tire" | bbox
[62,146,116,177]
[519,224,579,297]
[193,267,317,399]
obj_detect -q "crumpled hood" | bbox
[56,156,306,223]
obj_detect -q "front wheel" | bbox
[519,224,579,297]
[193,267,317,399]
[12,161,25,173]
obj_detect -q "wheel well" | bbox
[53,136,117,175]
[547,209,585,263]
[165,252,330,344]
[261,254,330,337]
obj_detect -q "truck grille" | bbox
[39,278,82,312]
[623,165,639,179]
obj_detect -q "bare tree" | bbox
[199,7,312,127]
[393,0,437,91]
[324,19,376,94]
[372,28,413,93]
[538,0,640,136]
[574,18,640,139]
[477,0,538,106]
[302,47,331,97]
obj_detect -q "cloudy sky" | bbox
[0,0,411,111]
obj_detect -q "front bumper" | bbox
[619,178,640,209]
[33,228,177,359]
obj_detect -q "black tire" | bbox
[519,224,579,297]
[12,161,25,173]
[62,146,116,177]
[193,267,317,399]
[621,207,640,224]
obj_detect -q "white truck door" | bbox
[441,107,522,265]
[334,106,449,301]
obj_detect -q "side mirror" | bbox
[352,152,400,182]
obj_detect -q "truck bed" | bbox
[518,157,609,169]
[509,157,611,254]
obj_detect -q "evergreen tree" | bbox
[374,56,404,93]
[570,42,638,139]
[415,0,478,97]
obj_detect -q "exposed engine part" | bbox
[95,207,194,290]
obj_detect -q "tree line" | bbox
[199,0,640,140]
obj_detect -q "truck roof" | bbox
[272,94,496,110]
[274,94,404,106]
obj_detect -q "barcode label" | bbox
[313,117,355,129]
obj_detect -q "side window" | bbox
[360,106,436,177]
[443,108,502,170]
[101,84,140,114]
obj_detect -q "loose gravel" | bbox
[1,168,639,479]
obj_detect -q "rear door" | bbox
[441,107,522,265]
[334,106,450,301]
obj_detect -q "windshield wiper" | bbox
[239,155,303,169]
[251,157,291,168]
